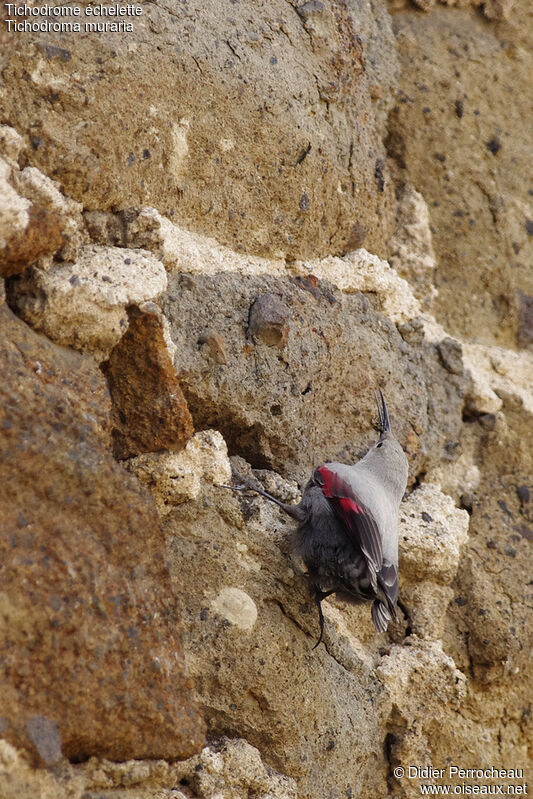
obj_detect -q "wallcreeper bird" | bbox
[232,391,409,647]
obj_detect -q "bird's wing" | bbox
[314,465,383,575]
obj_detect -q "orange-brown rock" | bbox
[0,204,63,277]
[102,303,194,460]
[0,305,204,765]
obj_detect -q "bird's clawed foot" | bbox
[312,589,334,650]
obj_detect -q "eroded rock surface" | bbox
[125,429,232,513]
[386,0,533,346]
[0,304,204,764]
[0,0,399,260]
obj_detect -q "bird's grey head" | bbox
[359,390,409,502]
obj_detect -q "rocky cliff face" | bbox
[0,1,531,798]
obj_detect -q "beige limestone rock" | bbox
[186,430,233,486]
[399,582,455,640]
[8,245,168,361]
[416,319,533,424]
[349,0,401,132]
[124,207,287,275]
[0,740,84,799]
[0,125,25,167]
[0,157,29,248]
[0,0,532,793]
[251,469,302,506]
[78,756,182,792]
[292,248,421,323]
[389,184,437,310]
[125,430,232,513]
[464,344,533,415]
[161,271,466,486]
[78,738,297,799]
[127,450,201,511]
[125,209,423,324]
[462,345,504,415]
[377,638,467,723]
[399,483,469,584]
[425,449,481,504]
[0,738,296,799]
[477,0,516,20]
[180,738,298,799]
[0,144,85,273]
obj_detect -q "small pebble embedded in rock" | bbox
[211,587,258,631]
[248,293,291,349]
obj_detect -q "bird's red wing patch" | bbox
[316,465,383,573]
[339,497,362,516]
[316,465,334,496]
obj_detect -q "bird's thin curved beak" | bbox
[374,389,391,434]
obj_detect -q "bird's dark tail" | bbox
[371,599,392,632]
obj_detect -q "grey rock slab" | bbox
[161,272,467,485]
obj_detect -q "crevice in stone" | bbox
[384,731,396,795]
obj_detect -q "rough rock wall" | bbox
[0,0,398,260]
[1,2,532,799]
[386,0,533,347]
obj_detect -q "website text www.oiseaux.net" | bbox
[393,766,528,795]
